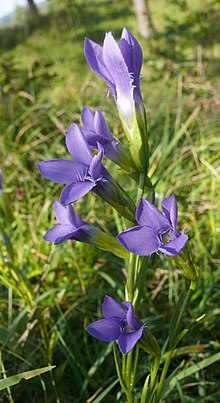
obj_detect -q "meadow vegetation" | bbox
[0,0,219,401]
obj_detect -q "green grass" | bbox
[0,0,220,401]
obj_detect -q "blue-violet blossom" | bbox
[37,124,135,221]
[84,28,143,128]
[117,195,188,256]
[43,201,129,259]
[81,106,136,174]
[86,295,145,354]
[84,28,149,172]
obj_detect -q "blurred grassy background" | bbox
[0,0,220,401]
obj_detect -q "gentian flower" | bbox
[84,28,149,173]
[86,295,145,354]
[81,106,137,175]
[117,195,188,256]
[43,201,129,260]
[37,124,136,222]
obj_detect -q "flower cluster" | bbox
[37,28,191,358]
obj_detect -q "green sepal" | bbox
[138,328,161,357]
[86,225,130,260]
[174,243,198,282]
[119,104,149,174]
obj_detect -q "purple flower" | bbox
[84,28,149,173]
[43,201,130,259]
[37,125,136,221]
[117,195,188,257]
[86,296,145,354]
[43,201,88,244]
[37,124,103,205]
[81,106,136,174]
[84,28,143,129]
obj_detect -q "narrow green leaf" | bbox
[0,366,55,391]
[165,351,220,397]
[169,292,185,348]
[92,378,118,403]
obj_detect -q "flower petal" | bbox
[82,106,95,130]
[94,110,112,140]
[54,201,72,225]
[60,180,95,204]
[86,318,121,341]
[37,159,84,184]
[102,296,126,319]
[43,224,76,244]
[119,28,142,92]
[103,32,133,98]
[84,38,116,96]
[103,32,134,125]
[118,327,144,354]
[88,144,104,180]
[66,123,93,165]
[123,302,142,330]
[136,198,170,232]
[117,226,159,256]
[161,194,178,233]
[53,202,84,228]
[159,234,188,256]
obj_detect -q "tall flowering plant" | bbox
[37,28,199,402]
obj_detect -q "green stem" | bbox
[125,350,133,390]
[140,354,161,403]
[156,281,195,401]
[170,282,194,348]
[156,349,174,401]
[140,374,150,403]
[113,343,128,392]
[131,345,139,392]
[133,256,146,310]
[126,253,137,301]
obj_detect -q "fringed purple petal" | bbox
[88,144,104,180]
[82,106,95,130]
[118,327,144,354]
[102,296,126,319]
[94,110,112,140]
[43,224,76,244]
[123,302,142,330]
[103,32,134,123]
[161,194,178,233]
[65,123,93,165]
[86,318,121,341]
[37,159,84,184]
[119,28,143,93]
[136,198,170,232]
[60,181,95,204]
[117,226,159,256]
[159,234,188,256]
[84,38,116,97]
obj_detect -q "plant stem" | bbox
[170,282,194,348]
[156,348,174,401]
[156,281,195,401]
